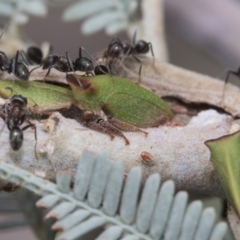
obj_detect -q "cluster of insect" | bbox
[0,30,173,158]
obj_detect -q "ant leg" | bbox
[85,71,94,77]
[80,47,109,75]
[108,116,148,136]
[221,67,240,104]
[0,111,7,138]
[146,42,155,58]
[79,47,82,58]
[66,52,74,72]
[225,68,240,85]
[96,119,130,145]
[43,66,54,81]
[29,66,41,74]
[131,30,137,46]
[18,50,30,66]
[109,37,122,45]
[26,97,38,108]
[131,54,142,83]
[0,22,10,40]
[147,42,155,69]
[70,105,116,141]
[11,56,16,76]
[86,120,116,141]
[22,121,38,159]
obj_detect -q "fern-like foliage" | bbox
[62,0,138,35]
[0,152,227,240]
[0,0,47,24]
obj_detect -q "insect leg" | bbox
[86,119,116,141]
[96,119,130,145]
[66,52,74,71]
[147,42,155,68]
[131,54,142,83]
[80,47,109,75]
[22,120,38,159]
[0,108,7,137]
[221,68,240,103]
[43,65,54,81]
[225,68,240,85]
[108,117,148,136]
[131,30,137,46]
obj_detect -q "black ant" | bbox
[0,25,30,80]
[0,94,37,158]
[30,47,109,80]
[29,52,73,80]
[22,44,53,66]
[0,50,30,80]
[103,31,154,80]
[68,47,109,76]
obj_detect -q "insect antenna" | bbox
[66,52,83,88]
[0,21,11,40]
[79,47,109,75]
[220,67,240,104]
[4,86,18,95]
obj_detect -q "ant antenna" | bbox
[4,86,18,95]
[131,30,137,46]
[79,47,109,75]
[117,31,137,70]
[0,22,10,40]
[3,87,38,108]
[66,52,83,88]
[66,52,74,72]
[0,109,6,138]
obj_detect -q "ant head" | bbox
[134,40,149,54]
[107,40,124,58]
[123,42,132,55]
[42,54,59,69]
[54,56,72,72]
[74,57,94,72]
[11,95,28,107]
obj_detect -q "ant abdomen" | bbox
[15,63,29,80]
[42,54,59,70]
[27,46,43,65]
[0,51,10,71]
[9,126,23,151]
[74,57,94,72]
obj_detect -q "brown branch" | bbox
[2,60,240,198]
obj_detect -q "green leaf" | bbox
[0,80,73,112]
[66,74,173,127]
[205,130,240,218]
